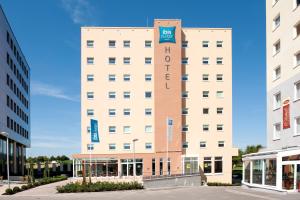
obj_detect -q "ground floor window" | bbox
[183,157,199,174]
[244,161,251,183]
[152,158,155,176]
[121,159,143,176]
[214,157,223,173]
[159,158,163,175]
[265,159,276,186]
[252,160,263,184]
[203,157,212,174]
[282,165,295,190]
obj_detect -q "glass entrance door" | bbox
[282,165,294,190]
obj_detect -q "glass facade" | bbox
[265,159,276,186]
[282,165,294,190]
[244,161,251,183]
[252,160,263,184]
[183,157,199,174]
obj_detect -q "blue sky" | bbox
[0,0,266,157]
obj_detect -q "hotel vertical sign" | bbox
[282,99,290,129]
[154,20,182,153]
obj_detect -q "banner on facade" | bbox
[167,117,173,142]
[90,119,100,143]
[283,99,290,129]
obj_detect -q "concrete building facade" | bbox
[242,0,300,192]
[0,6,30,178]
[74,19,237,183]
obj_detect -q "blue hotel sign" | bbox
[159,26,176,43]
[90,119,100,143]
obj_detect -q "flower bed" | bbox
[56,181,143,193]
[3,175,68,195]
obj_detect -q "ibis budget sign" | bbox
[159,26,176,43]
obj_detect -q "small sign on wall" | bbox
[283,99,290,129]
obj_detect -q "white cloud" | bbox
[31,81,79,102]
[61,0,95,25]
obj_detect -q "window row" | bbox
[273,116,300,140]
[6,116,29,139]
[86,57,225,65]
[86,40,224,49]
[6,74,29,109]
[6,95,29,124]
[183,124,224,132]
[97,142,153,151]
[6,31,29,79]
[273,81,300,110]
[6,53,29,94]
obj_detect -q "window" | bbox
[145,125,152,133]
[203,157,212,173]
[145,91,152,98]
[87,92,94,99]
[123,143,131,150]
[145,74,152,81]
[182,142,188,149]
[217,124,224,131]
[182,108,189,115]
[109,57,116,65]
[294,52,300,67]
[152,158,155,176]
[182,125,189,132]
[87,57,94,64]
[216,41,223,48]
[182,91,189,98]
[203,108,209,114]
[123,57,131,64]
[273,92,281,109]
[200,141,206,148]
[109,40,116,47]
[109,126,116,134]
[182,58,188,64]
[123,91,131,99]
[87,126,91,133]
[294,117,300,135]
[87,74,94,81]
[123,40,130,48]
[216,91,224,98]
[202,41,209,48]
[123,126,131,134]
[87,40,94,48]
[203,91,209,98]
[273,123,280,140]
[217,107,223,114]
[214,157,223,173]
[273,66,281,80]
[295,81,300,100]
[123,109,131,116]
[108,74,116,81]
[123,74,131,81]
[87,109,94,116]
[216,74,223,81]
[145,57,152,64]
[87,144,94,151]
[182,41,188,48]
[202,74,209,81]
[108,92,116,99]
[182,74,189,81]
[202,57,209,65]
[145,40,152,48]
[203,124,209,131]
[218,141,225,147]
[109,144,116,150]
[109,109,116,116]
[273,14,280,30]
[145,143,152,150]
[145,108,152,116]
[294,21,300,38]
[216,57,223,65]
[273,40,280,55]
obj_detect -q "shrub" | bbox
[21,185,28,190]
[207,182,233,186]
[12,186,22,193]
[4,188,14,195]
[57,181,143,193]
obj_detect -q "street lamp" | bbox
[0,132,10,189]
[132,138,138,181]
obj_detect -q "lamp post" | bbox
[132,138,138,181]
[0,132,10,189]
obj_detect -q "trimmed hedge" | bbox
[57,181,143,193]
[2,175,68,195]
[207,182,235,186]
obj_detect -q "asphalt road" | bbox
[1,186,300,200]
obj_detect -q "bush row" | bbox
[207,182,235,186]
[3,175,68,195]
[56,181,143,193]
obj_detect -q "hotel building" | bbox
[74,19,237,183]
[0,6,30,178]
[242,0,300,192]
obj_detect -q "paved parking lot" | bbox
[1,183,299,200]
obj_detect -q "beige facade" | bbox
[75,19,237,183]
